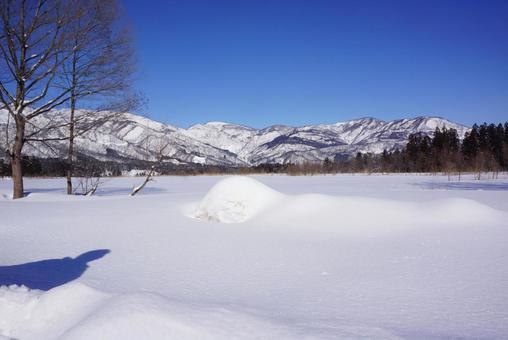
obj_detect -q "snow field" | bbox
[0,174,507,339]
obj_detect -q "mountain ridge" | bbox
[0,110,470,166]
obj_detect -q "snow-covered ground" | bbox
[0,174,507,339]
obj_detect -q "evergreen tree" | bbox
[354,152,365,172]
[323,157,333,172]
[478,123,489,151]
[462,126,479,164]
[504,122,508,144]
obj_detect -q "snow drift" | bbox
[193,176,503,229]
[0,282,350,340]
[194,176,283,223]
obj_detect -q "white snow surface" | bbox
[1,174,508,339]
[193,176,283,223]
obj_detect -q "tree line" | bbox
[380,122,508,177]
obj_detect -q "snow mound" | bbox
[194,176,283,223]
[60,293,325,340]
[0,283,107,340]
[0,283,353,340]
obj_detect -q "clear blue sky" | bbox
[121,0,508,128]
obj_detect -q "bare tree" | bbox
[0,0,74,198]
[0,0,138,198]
[131,137,170,196]
[58,0,138,195]
[73,159,102,196]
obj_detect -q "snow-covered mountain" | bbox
[184,116,469,164]
[0,110,469,166]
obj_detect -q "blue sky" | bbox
[121,0,508,128]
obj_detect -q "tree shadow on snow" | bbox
[25,188,66,194]
[0,249,110,290]
[419,182,508,191]
[95,186,167,196]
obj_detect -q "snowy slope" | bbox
[0,110,246,166]
[0,110,469,165]
[240,117,469,164]
[183,122,257,159]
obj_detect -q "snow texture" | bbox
[193,176,283,223]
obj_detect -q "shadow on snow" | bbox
[23,186,167,197]
[0,249,110,290]
[419,181,508,191]
[95,186,167,196]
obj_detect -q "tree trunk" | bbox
[66,95,76,195]
[130,166,155,196]
[11,118,25,199]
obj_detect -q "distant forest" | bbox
[1,122,507,179]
